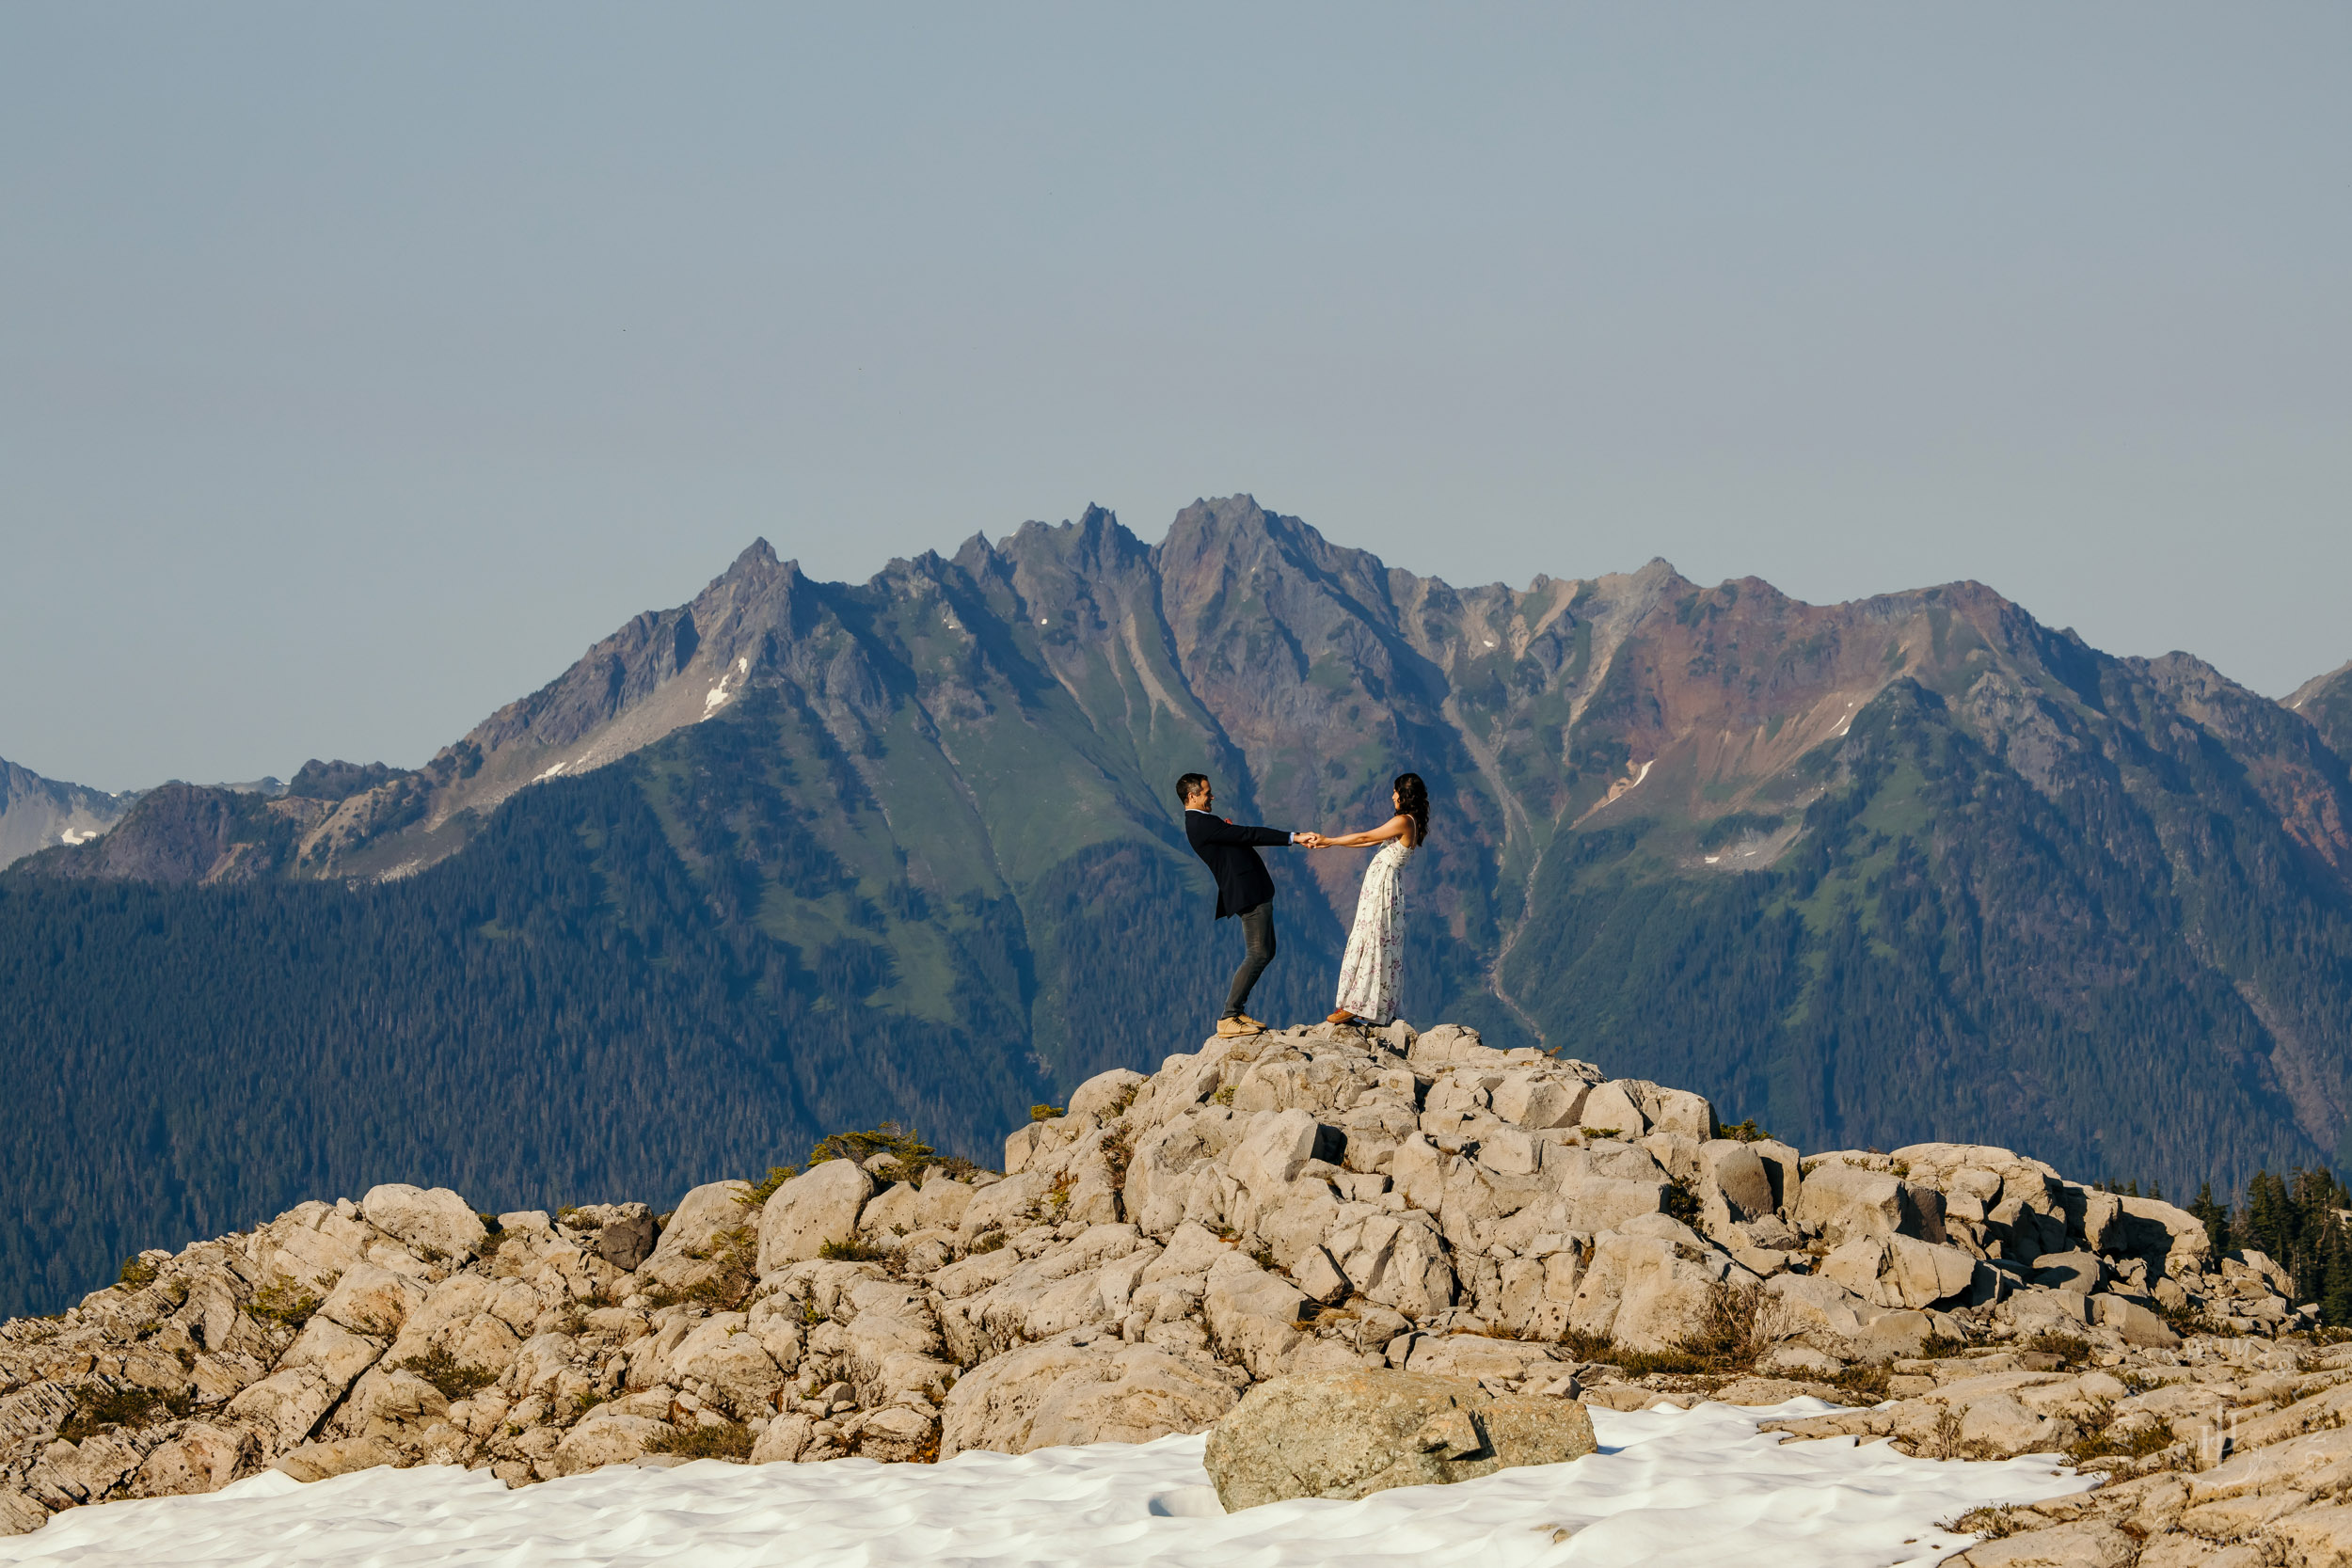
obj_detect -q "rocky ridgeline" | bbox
[0,1022,2339,1562]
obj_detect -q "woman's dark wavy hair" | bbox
[1393,772,1430,847]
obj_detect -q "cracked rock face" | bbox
[0,1022,2321,1543]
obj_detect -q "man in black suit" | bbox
[1178,772,1319,1037]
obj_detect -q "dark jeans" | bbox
[1222,900,1277,1020]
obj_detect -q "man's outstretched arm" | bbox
[1187,816,1298,848]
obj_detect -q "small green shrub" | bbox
[1103,1129,1135,1193]
[117,1256,161,1290]
[818,1238,891,1262]
[968,1230,1008,1255]
[810,1123,935,1173]
[1943,1506,2028,1540]
[648,1420,754,1462]
[1717,1118,1773,1144]
[2164,1302,2227,1338]
[1661,1175,1702,1227]
[2068,1417,2177,1465]
[396,1347,500,1401]
[2023,1330,2091,1370]
[60,1382,194,1441]
[1555,1329,1615,1361]
[248,1276,320,1330]
[752,1122,976,1194]
[1029,1105,1064,1123]
[1830,1363,1892,1402]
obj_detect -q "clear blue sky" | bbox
[5,4,2346,791]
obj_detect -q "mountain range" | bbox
[5,494,2350,1318]
[0,756,129,867]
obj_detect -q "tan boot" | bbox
[1235,1014,1269,1033]
[1216,1016,1253,1037]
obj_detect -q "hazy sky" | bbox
[5,5,2346,791]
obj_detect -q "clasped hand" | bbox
[1297,832,1329,848]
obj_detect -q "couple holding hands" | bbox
[1178,769,1429,1037]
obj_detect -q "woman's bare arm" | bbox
[1311,814,1411,849]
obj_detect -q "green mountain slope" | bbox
[1507,678,2352,1189]
[7,496,2351,1317]
[0,723,1062,1315]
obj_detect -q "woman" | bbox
[1308,772,1429,1026]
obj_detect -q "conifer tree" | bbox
[2189,1181,2231,1256]
[2243,1169,2294,1263]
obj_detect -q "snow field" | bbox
[0,1398,2093,1568]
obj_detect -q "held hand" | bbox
[1297,832,1326,848]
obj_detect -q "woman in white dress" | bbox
[1309,772,1429,1026]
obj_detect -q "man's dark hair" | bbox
[1176,772,1210,803]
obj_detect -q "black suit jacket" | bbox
[1184,809,1293,919]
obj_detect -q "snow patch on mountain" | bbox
[0,1402,2090,1568]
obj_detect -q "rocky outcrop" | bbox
[12,781,324,884]
[0,1022,2322,1541]
[938,1332,1238,1458]
[1751,1336,2352,1566]
[1202,1368,1595,1509]
[756,1162,873,1274]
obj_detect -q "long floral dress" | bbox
[1334,838,1415,1024]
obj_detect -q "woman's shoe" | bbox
[1327,1009,1359,1025]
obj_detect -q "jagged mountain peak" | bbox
[1159,493,1366,577]
[2287,658,2352,764]
[997,505,1150,577]
[51,496,2337,914]
[725,535,782,572]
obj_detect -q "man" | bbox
[1178,772,1320,1037]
